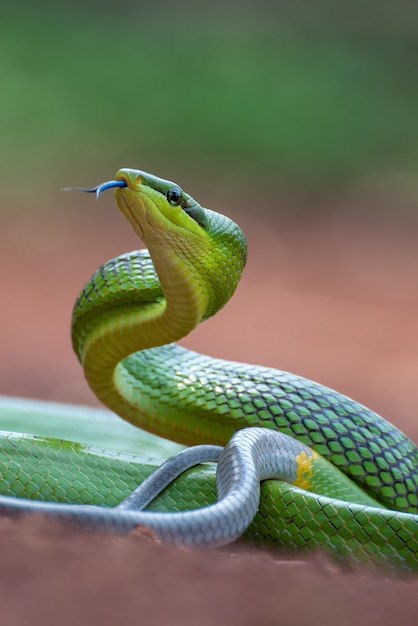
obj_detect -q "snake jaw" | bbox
[116,191,145,240]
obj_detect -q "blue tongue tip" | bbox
[62,179,127,198]
[93,180,128,198]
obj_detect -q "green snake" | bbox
[0,168,417,571]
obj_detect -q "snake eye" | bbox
[166,186,183,207]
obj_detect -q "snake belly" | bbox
[0,168,417,572]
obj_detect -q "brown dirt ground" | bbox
[0,198,417,625]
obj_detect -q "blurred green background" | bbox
[2,0,418,209]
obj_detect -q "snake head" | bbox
[69,168,247,322]
[113,168,209,242]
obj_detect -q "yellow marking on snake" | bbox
[293,449,318,490]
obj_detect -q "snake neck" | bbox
[72,209,247,427]
[76,248,207,407]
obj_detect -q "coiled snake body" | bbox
[0,169,417,571]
